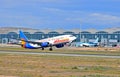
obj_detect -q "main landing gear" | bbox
[42,47,44,50]
[49,45,53,51]
[49,47,53,51]
[41,47,53,51]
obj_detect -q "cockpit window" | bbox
[70,35,74,37]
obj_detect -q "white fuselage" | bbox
[29,35,76,47]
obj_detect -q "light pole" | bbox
[80,21,82,42]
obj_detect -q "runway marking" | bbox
[0,50,120,58]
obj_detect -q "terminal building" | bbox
[0,27,120,46]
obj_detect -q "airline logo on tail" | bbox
[21,39,26,48]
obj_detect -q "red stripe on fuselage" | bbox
[54,38,69,44]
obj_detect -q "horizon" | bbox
[0,0,120,30]
[1,26,120,31]
[0,26,120,31]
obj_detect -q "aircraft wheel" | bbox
[49,48,53,51]
[42,47,44,50]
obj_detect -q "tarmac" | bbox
[0,50,120,58]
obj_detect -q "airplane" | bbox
[19,30,76,51]
[75,38,99,47]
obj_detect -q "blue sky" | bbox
[0,0,120,30]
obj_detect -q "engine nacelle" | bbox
[56,44,64,48]
[41,42,49,47]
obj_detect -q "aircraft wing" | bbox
[24,40,42,44]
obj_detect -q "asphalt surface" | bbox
[0,50,120,58]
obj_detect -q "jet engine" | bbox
[56,44,64,48]
[41,42,49,47]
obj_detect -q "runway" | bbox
[0,50,120,58]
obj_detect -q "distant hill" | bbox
[0,27,120,34]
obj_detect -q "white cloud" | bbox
[90,13,120,21]
[42,8,64,13]
[87,13,120,25]
[65,12,120,27]
[0,0,120,29]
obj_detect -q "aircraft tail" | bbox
[19,30,29,48]
[19,30,37,49]
[19,30,28,41]
[94,38,99,43]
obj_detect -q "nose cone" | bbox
[73,36,77,40]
